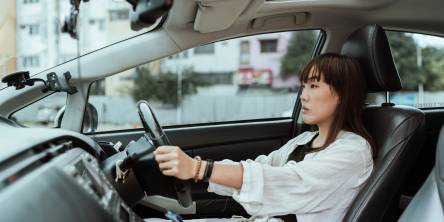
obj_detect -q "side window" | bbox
[379,31,444,108]
[87,30,322,132]
[10,93,67,128]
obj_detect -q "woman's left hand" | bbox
[153,146,196,180]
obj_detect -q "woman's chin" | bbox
[302,117,317,125]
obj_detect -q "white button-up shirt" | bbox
[208,131,374,222]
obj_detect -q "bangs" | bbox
[299,61,323,83]
[299,53,351,85]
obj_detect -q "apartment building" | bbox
[0,0,17,86]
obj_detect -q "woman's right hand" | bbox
[153,145,198,180]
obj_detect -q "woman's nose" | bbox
[300,88,308,102]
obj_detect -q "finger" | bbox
[154,152,179,163]
[154,146,178,155]
[161,168,177,177]
[158,160,178,171]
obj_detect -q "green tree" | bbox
[421,46,444,91]
[131,67,208,107]
[387,32,444,91]
[280,31,317,79]
[386,32,422,90]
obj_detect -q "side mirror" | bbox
[83,103,98,133]
[53,103,98,133]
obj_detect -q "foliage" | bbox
[384,32,444,91]
[280,31,318,79]
[131,67,208,107]
[89,79,106,95]
[386,32,422,90]
[419,46,444,91]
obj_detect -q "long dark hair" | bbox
[299,53,377,158]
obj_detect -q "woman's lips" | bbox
[302,106,309,113]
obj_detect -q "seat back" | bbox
[341,25,425,222]
[398,125,444,222]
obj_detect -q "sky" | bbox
[413,34,444,47]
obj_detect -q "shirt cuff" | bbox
[207,181,235,196]
[233,159,264,203]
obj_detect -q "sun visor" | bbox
[194,0,251,33]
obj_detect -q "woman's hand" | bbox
[153,146,196,180]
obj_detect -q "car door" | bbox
[84,30,325,218]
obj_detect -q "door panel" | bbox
[90,118,294,218]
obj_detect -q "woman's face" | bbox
[300,68,339,127]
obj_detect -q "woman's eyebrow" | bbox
[308,76,320,82]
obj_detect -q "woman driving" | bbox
[151,53,375,222]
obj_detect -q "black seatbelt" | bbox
[277,132,319,222]
[287,132,319,162]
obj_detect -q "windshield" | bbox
[0,0,145,89]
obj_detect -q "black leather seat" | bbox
[340,25,426,222]
[399,125,444,221]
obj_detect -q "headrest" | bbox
[341,25,402,92]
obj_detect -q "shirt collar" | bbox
[293,130,348,146]
[294,131,319,146]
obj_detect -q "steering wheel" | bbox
[133,100,192,208]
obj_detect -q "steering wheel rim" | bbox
[136,100,192,208]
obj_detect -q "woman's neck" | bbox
[314,122,331,147]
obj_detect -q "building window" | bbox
[240,41,250,65]
[89,19,106,31]
[97,19,105,31]
[260,39,278,53]
[23,56,40,68]
[28,24,39,35]
[240,41,250,54]
[194,44,215,54]
[109,10,129,21]
[182,51,188,58]
[24,0,39,4]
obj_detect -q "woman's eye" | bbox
[310,84,318,88]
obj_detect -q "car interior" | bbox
[1,0,444,221]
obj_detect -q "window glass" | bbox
[86,30,322,132]
[10,93,67,128]
[380,31,444,108]
[0,0,145,83]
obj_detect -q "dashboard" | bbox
[0,118,143,222]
